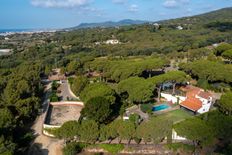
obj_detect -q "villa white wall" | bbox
[196,95,213,105]
[197,104,211,114]
[123,116,129,121]
[172,129,186,140]
[50,101,84,106]
[43,124,61,137]
[161,93,186,104]
[196,95,212,114]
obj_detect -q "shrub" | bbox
[98,144,124,154]
[63,142,82,155]
[140,103,153,113]
[0,151,13,155]
[68,77,74,85]
[51,81,60,91]
[50,92,59,102]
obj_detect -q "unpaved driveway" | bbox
[28,83,64,155]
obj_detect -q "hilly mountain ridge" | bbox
[68,19,148,30]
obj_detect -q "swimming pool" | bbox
[152,104,170,112]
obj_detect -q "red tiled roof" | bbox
[181,85,202,98]
[186,90,199,98]
[180,98,202,111]
[198,91,212,99]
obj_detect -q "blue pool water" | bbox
[152,104,170,112]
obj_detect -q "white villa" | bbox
[161,85,213,114]
[176,26,183,30]
[105,39,120,45]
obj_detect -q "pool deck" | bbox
[153,106,179,115]
[152,102,179,115]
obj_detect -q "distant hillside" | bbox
[66,8,232,30]
[67,19,148,30]
[160,7,232,25]
[196,7,232,22]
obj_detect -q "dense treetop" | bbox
[222,49,232,63]
[117,77,154,103]
[215,43,232,55]
[180,60,232,83]
[80,82,116,104]
[219,92,232,115]
[69,76,89,96]
[86,57,168,82]
[174,117,215,147]
[148,70,187,85]
[81,97,112,123]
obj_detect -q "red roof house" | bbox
[180,98,202,112]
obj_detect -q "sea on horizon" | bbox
[0,29,33,33]
[0,28,57,36]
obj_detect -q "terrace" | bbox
[162,89,186,97]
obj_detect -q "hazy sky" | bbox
[1,0,232,29]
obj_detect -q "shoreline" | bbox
[0,29,58,36]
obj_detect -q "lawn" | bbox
[154,109,192,123]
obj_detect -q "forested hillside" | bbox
[0,7,232,155]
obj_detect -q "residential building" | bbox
[105,39,120,45]
[161,85,214,114]
[176,26,183,30]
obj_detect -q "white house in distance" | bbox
[176,26,183,30]
[94,41,101,45]
[161,85,214,114]
[105,39,120,45]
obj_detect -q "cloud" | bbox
[180,0,190,4]
[128,4,138,12]
[163,0,178,8]
[112,0,127,4]
[31,0,90,8]
[163,0,190,8]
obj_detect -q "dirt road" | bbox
[28,83,63,155]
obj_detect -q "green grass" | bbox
[155,109,192,123]
[98,144,124,154]
[166,142,194,152]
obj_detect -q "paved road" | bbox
[28,83,63,155]
[59,80,79,101]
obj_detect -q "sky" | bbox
[1,0,232,29]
